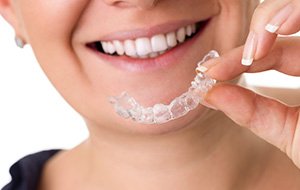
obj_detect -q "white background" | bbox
[0,17,88,186]
[0,15,299,187]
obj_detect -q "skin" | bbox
[0,0,300,189]
[204,0,300,168]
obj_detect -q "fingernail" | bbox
[265,24,279,33]
[241,31,257,66]
[202,89,218,110]
[265,4,293,33]
[200,57,220,72]
[201,101,218,110]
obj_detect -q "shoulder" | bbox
[38,145,89,190]
[2,150,61,190]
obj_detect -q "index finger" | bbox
[204,37,300,81]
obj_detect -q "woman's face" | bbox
[3,0,257,134]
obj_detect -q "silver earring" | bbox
[15,36,25,48]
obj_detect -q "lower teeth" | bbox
[109,50,219,124]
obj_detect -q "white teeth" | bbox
[135,37,152,56]
[186,25,193,36]
[101,42,109,53]
[113,40,125,55]
[176,27,186,43]
[151,34,168,52]
[124,40,137,57]
[166,32,177,48]
[99,23,197,58]
[107,42,116,54]
[149,52,159,58]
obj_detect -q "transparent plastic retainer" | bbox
[109,50,219,124]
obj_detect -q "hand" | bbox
[203,0,300,168]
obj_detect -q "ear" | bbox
[0,0,23,37]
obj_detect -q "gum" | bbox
[109,50,219,124]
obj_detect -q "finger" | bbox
[204,83,300,166]
[242,0,300,65]
[266,1,300,35]
[203,37,300,81]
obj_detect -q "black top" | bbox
[2,150,60,190]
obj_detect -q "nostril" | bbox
[115,1,134,8]
[103,0,158,9]
[103,0,135,8]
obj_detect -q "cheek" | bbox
[17,0,91,86]
[16,0,104,119]
[212,0,257,52]
[19,0,90,44]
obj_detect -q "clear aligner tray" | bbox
[109,50,219,124]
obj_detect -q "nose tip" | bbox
[103,0,158,9]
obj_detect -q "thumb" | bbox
[204,83,300,167]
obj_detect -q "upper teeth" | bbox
[100,24,197,59]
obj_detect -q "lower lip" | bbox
[88,20,210,72]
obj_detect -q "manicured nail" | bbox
[202,101,218,110]
[265,4,293,33]
[241,31,257,66]
[265,24,279,33]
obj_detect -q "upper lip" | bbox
[90,19,206,42]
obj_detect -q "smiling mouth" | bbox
[87,20,209,59]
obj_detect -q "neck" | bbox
[82,111,255,189]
